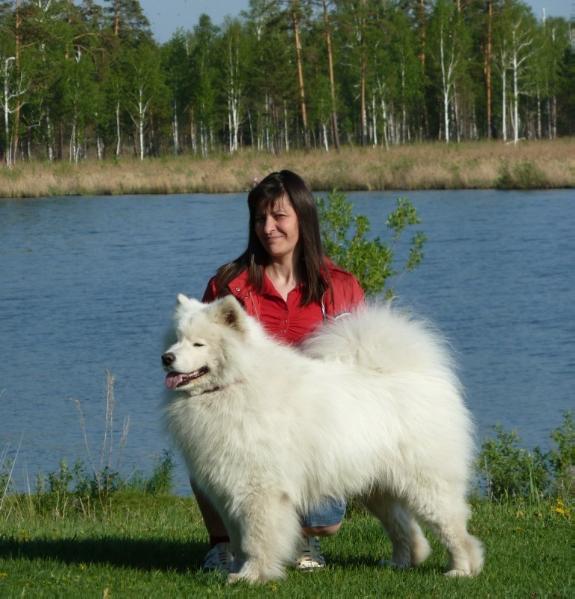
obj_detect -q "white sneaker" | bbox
[295,536,326,570]
[202,542,235,573]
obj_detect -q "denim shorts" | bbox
[300,496,346,528]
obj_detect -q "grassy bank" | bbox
[1,139,574,198]
[0,494,572,597]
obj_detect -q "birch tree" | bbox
[335,0,373,146]
[161,30,189,155]
[124,43,166,159]
[78,0,107,158]
[428,0,468,143]
[494,17,511,140]
[188,15,218,157]
[103,56,128,157]
[494,1,536,143]
[242,0,293,152]
[307,60,332,150]
[386,7,422,144]
[0,55,26,166]
[532,16,569,139]
[19,0,78,161]
[100,0,155,157]
[484,0,494,138]
[509,16,534,143]
[218,19,248,153]
[0,0,26,165]
[59,0,105,163]
[61,45,99,163]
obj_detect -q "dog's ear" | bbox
[174,294,204,325]
[212,295,246,333]
[177,293,203,310]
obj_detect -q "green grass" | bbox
[0,494,572,597]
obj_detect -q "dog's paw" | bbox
[227,572,262,585]
[412,535,432,566]
[444,568,472,577]
[378,558,410,570]
[226,567,266,585]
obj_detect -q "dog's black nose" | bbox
[162,352,175,367]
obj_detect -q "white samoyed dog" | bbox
[162,294,484,583]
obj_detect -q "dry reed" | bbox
[0,139,573,198]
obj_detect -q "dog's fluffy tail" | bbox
[302,303,458,381]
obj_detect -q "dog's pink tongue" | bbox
[165,372,185,390]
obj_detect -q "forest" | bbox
[0,0,573,166]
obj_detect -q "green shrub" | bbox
[477,412,575,502]
[29,451,174,514]
[128,450,175,495]
[317,191,426,296]
[143,450,174,495]
[477,426,548,501]
[496,160,548,189]
[548,411,575,498]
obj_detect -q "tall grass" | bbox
[0,372,174,524]
[1,139,574,198]
[71,371,131,495]
[0,446,15,512]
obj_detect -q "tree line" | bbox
[0,0,573,165]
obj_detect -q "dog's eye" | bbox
[193,342,205,347]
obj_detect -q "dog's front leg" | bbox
[227,491,301,584]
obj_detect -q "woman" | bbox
[197,169,364,573]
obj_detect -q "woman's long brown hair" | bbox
[213,170,330,305]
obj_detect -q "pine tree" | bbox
[102,0,151,44]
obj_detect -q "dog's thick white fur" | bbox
[163,294,484,583]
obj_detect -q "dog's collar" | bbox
[199,386,222,395]
[196,379,244,397]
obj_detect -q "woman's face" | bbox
[254,195,300,262]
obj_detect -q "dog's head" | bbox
[162,294,250,395]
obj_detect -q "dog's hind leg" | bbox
[363,492,431,569]
[408,490,484,577]
[228,491,301,584]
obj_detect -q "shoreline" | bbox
[1,139,574,198]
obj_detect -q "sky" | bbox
[138,0,573,44]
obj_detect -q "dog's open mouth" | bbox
[165,367,209,389]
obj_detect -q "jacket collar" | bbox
[226,259,345,297]
[226,269,252,297]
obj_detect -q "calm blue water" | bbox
[0,190,573,494]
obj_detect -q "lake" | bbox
[0,189,573,494]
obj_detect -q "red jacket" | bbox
[202,261,364,327]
